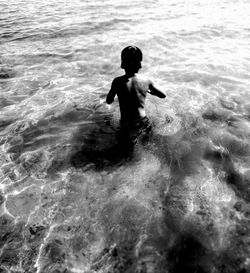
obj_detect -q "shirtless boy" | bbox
[106,46,166,126]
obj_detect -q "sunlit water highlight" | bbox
[0,0,250,272]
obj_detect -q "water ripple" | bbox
[0,0,250,272]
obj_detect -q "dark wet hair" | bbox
[121,46,143,69]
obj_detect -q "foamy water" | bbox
[0,0,250,272]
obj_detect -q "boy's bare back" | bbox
[107,74,165,123]
[106,46,165,124]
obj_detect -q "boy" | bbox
[106,46,166,127]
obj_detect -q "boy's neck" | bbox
[124,70,138,77]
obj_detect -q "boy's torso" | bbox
[115,75,149,122]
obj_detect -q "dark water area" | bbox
[1,0,250,272]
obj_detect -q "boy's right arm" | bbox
[148,80,166,98]
[106,79,117,104]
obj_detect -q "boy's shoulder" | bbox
[135,74,151,83]
[112,75,124,84]
[112,74,152,88]
[115,74,151,83]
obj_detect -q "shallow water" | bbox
[0,0,250,272]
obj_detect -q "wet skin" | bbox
[106,71,166,123]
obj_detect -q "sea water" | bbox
[0,0,250,272]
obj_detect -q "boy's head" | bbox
[121,46,143,72]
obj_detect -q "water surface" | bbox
[0,0,250,272]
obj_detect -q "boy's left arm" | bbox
[148,80,166,98]
[106,79,117,104]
